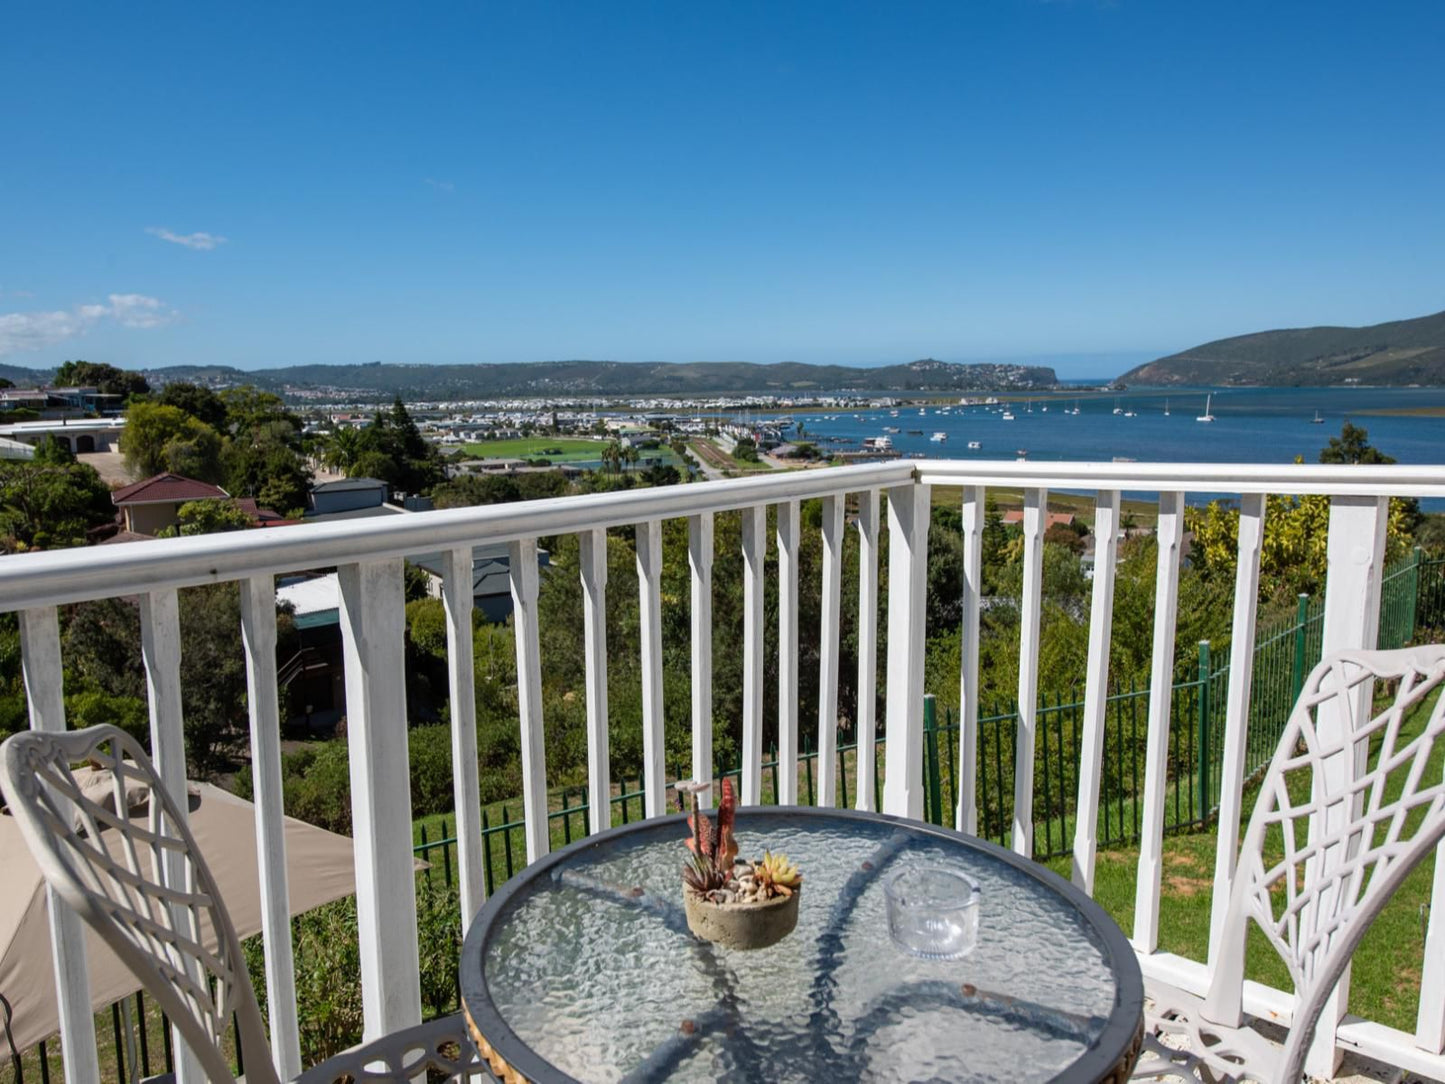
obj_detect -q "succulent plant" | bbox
[754,851,802,898]
[682,852,728,894]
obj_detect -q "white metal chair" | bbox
[0,723,486,1084]
[1134,646,1445,1083]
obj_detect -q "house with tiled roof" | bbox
[110,473,293,535]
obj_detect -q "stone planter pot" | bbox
[683,887,801,950]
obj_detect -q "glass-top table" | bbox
[460,808,1143,1083]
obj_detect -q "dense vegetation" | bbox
[1121,308,1445,386]
[0,358,1059,399]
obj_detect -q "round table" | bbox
[460,808,1143,1083]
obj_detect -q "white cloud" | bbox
[146,227,227,250]
[424,178,455,193]
[0,294,178,356]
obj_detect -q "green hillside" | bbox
[1120,310,1445,386]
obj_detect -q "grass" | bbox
[459,436,617,462]
[930,484,1162,529]
[1043,679,1444,1034]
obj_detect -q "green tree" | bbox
[157,382,228,429]
[54,360,150,399]
[0,460,114,551]
[1319,422,1394,465]
[120,401,224,482]
[733,436,759,462]
[31,433,76,465]
[159,498,255,536]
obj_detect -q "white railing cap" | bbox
[3,458,1441,612]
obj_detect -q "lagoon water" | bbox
[789,386,1445,470]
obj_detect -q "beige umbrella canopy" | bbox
[0,776,362,1053]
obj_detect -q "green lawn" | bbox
[459,436,616,462]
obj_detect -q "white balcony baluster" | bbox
[337,560,422,1042]
[1132,491,1184,952]
[777,499,800,805]
[1072,489,1120,894]
[1420,845,1445,1053]
[19,607,100,1084]
[855,488,880,811]
[956,485,984,835]
[507,540,550,863]
[581,528,612,828]
[1013,487,1048,856]
[883,482,931,820]
[637,520,666,818]
[1306,495,1389,1078]
[741,506,766,804]
[688,514,714,806]
[139,588,205,1084]
[1207,493,1266,968]
[239,575,302,1078]
[441,547,485,924]
[816,494,844,808]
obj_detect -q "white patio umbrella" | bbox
[0,775,366,1053]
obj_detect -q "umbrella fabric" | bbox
[0,780,360,1052]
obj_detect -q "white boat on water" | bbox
[1070,402,1080,415]
[1112,400,1123,415]
[1164,399,1171,416]
[863,436,893,450]
[930,431,947,443]
[1312,410,1325,424]
[1001,411,1016,421]
[967,440,981,449]
[1197,394,1215,423]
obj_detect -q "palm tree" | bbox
[602,440,624,474]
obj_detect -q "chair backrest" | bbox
[0,724,280,1084]
[1203,646,1445,1080]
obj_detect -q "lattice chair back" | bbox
[0,724,281,1084]
[1203,645,1445,1081]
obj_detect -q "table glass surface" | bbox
[475,812,1126,1083]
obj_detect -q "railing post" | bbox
[1133,490,1183,951]
[688,515,714,806]
[956,485,984,834]
[777,499,800,804]
[18,607,101,1084]
[1304,495,1389,1078]
[816,494,844,807]
[636,519,666,817]
[1196,640,1211,824]
[1012,487,1048,856]
[1071,488,1120,894]
[883,480,931,820]
[508,539,551,860]
[337,560,422,1043]
[854,489,881,812]
[580,529,613,829]
[1292,592,1310,703]
[238,575,302,1079]
[741,505,766,805]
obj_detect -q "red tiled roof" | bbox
[234,497,298,528]
[1001,510,1077,529]
[111,473,229,506]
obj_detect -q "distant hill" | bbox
[143,358,1058,400]
[1119,310,1445,386]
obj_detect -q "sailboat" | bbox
[1312,410,1325,424]
[1164,399,1171,416]
[1196,395,1215,423]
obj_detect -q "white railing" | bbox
[3,458,1445,1083]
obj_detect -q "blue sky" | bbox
[2,2,1443,378]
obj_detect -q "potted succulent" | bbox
[675,777,802,950]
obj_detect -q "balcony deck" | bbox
[3,458,1444,1083]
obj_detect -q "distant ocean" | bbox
[775,385,1445,507]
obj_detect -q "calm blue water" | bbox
[772,386,1445,508]
[788,386,1445,468]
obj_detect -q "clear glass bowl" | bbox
[884,866,981,959]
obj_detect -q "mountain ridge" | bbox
[0,358,1058,400]
[1120,310,1445,386]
